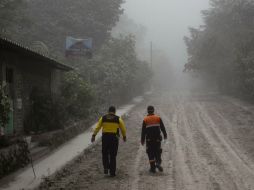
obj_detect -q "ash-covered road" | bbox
[38,92,254,190]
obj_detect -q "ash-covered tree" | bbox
[0,0,28,37]
[88,35,151,105]
[184,0,254,97]
[0,0,124,58]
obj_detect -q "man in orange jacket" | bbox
[141,105,167,173]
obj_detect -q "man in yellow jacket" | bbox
[91,106,127,177]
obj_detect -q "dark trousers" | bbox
[146,140,162,166]
[102,133,119,175]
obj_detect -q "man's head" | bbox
[147,105,155,114]
[108,106,116,114]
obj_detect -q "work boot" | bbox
[156,164,163,172]
[149,162,156,173]
[149,167,156,173]
[104,169,109,175]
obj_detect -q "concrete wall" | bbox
[51,69,61,96]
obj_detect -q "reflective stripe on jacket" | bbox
[144,115,161,128]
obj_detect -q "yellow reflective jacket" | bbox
[93,113,126,137]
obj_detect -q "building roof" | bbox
[0,37,73,71]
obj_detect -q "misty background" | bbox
[112,0,210,91]
[123,0,209,68]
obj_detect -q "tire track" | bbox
[194,102,254,190]
[161,101,210,190]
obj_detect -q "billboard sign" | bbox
[65,36,92,57]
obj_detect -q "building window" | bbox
[6,67,13,83]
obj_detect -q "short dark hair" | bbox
[108,106,116,113]
[147,105,154,114]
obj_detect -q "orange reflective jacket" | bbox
[144,115,161,128]
[141,114,167,143]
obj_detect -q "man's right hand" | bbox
[123,136,127,142]
[91,135,96,143]
[141,141,145,146]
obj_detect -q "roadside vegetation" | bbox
[184,0,254,98]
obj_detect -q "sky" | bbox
[122,0,210,68]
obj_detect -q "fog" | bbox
[123,0,209,69]
[120,0,210,91]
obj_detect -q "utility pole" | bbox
[150,41,153,69]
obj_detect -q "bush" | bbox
[0,139,30,179]
[23,72,95,134]
[0,84,11,129]
[60,72,95,120]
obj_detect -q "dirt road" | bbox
[38,92,254,190]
